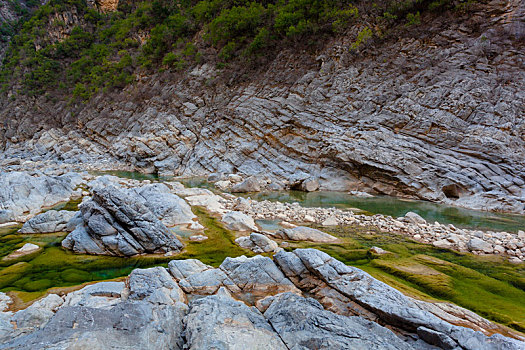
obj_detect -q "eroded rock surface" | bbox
[19,210,77,233]
[0,172,82,224]
[61,186,183,256]
[275,226,338,243]
[0,249,523,349]
[1,1,524,215]
[235,232,280,253]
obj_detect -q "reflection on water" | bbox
[244,191,525,233]
[0,226,175,300]
[255,219,283,232]
[90,170,161,181]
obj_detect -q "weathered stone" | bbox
[275,226,338,242]
[0,172,83,223]
[128,183,196,227]
[222,211,258,231]
[184,294,287,350]
[185,193,225,214]
[467,238,494,253]
[0,293,12,312]
[19,210,77,233]
[235,233,280,253]
[2,302,187,349]
[128,267,185,303]
[168,259,212,280]
[231,176,262,193]
[61,186,183,256]
[11,294,63,331]
[3,243,41,260]
[220,255,299,296]
[63,281,125,309]
[214,180,231,191]
[403,212,427,225]
[274,249,523,349]
[265,292,411,349]
[178,268,241,295]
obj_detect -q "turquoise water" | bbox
[91,171,525,233]
[244,191,525,233]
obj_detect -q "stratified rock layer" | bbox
[0,249,523,349]
[1,0,524,214]
[61,186,183,256]
[0,172,82,224]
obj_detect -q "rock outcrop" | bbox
[128,183,196,227]
[0,172,82,224]
[1,249,523,349]
[61,186,183,256]
[274,226,338,243]
[18,210,77,233]
[1,0,524,215]
[235,232,280,253]
[221,211,258,231]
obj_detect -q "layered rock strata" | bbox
[61,186,184,256]
[0,250,523,349]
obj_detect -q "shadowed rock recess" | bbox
[0,0,524,214]
[0,249,523,349]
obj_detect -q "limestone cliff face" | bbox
[1,0,524,214]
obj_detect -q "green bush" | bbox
[405,11,420,26]
[0,0,466,102]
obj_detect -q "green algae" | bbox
[286,224,525,333]
[176,206,254,266]
[1,196,524,333]
[0,206,252,301]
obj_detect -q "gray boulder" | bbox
[235,233,280,253]
[265,292,411,349]
[300,177,320,192]
[168,259,211,280]
[61,186,183,256]
[19,210,77,233]
[128,183,196,227]
[221,211,258,231]
[231,176,262,193]
[275,226,338,242]
[403,212,427,225]
[1,302,187,350]
[467,238,494,253]
[220,255,299,296]
[128,267,185,303]
[184,294,287,350]
[0,172,83,223]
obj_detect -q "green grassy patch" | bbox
[286,224,525,333]
[176,206,254,266]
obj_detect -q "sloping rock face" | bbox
[128,183,196,227]
[0,172,82,223]
[1,1,524,214]
[0,250,523,349]
[61,186,183,256]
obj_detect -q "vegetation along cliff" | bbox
[0,0,524,214]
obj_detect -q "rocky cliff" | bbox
[0,0,45,60]
[0,0,524,214]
